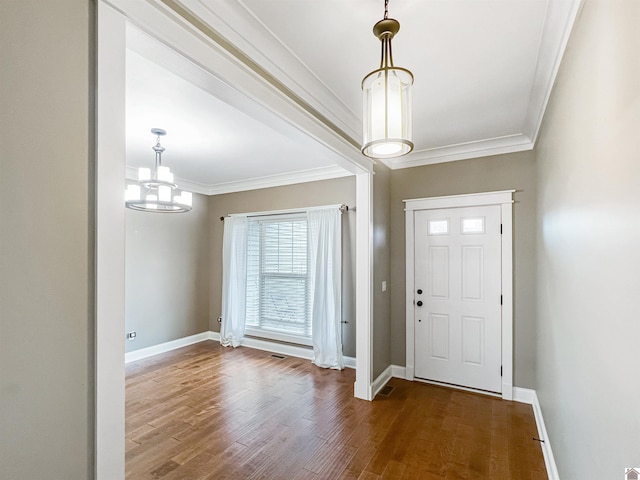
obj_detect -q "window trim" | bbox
[244,327,313,347]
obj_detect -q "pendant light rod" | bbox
[151,128,166,171]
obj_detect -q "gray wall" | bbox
[208,176,357,356]
[125,193,210,352]
[389,151,538,388]
[0,1,95,478]
[372,164,392,378]
[535,1,640,477]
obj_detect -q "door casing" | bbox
[404,190,514,400]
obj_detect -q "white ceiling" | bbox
[125,0,581,195]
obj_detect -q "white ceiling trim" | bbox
[116,0,584,181]
[126,164,351,196]
[206,0,582,170]
[387,0,583,170]
[157,0,366,159]
[522,0,584,143]
[108,0,373,174]
[182,0,361,140]
[384,134,534,170]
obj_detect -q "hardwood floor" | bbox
[126,341,546,479]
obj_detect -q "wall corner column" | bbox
[96,2,126,477]
[354,171,373,400]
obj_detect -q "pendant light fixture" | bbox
[362,0,414,159]
[125,128,192,213]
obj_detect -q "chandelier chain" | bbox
[384,0,389,19]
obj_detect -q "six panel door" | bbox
[414,205,502,393]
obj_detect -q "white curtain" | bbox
[307,208,344,370]
[220,216,248,347]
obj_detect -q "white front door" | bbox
[413,205,502,392]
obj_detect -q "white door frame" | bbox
[404,190,514,400]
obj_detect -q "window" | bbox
[245,214,312,344]
[461,216,485,234]
[428,218,449,235]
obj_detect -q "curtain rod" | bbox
[219,204,351,221]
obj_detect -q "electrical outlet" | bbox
[127,331,137,340]
[217,316,222,324]
[382,281,387,292]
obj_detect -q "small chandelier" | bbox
[125,128,192,213]
[362,0,414,159]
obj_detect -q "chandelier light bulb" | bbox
[138,168,151,182]
[146,194,158,209]
[125,184,141,202]
[158,185,172,202]
[177,191,192,207]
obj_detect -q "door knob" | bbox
[417,289,423,295]
[416,301,423,307]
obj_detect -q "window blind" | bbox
[245,215,312,338]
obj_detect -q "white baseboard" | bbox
[343,356,356,369]
[513,386,536,404]
[391,364,407,379]
[512,387,559,480]
[237,333,314,360]
[366,364,407,399]
[371,365,393,398]
[124,332,211,363]
[127,330,356,369]
[531,391,560,480]
[210,331,356,369]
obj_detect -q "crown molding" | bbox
[384,134,533,170]
[116,0,581,174]
[165,0,360,140]
[109,0,372,175]
[126,164,351,196]
[523,0,584,144]
[204,166,352,195]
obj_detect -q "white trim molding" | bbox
[96,3,126,478]
[157,0,361,141]
[125,165,352,196]
[512,388,560,480]
[106,0,371,175]
[125,331,356,369]
[382,0,582,170]
[371,366,394,399]
[404,190,515,401]
[125,332,211,363]
[354,172,374,400]
[385,134,534,171]
[391,365,407,380]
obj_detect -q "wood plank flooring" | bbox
[126,341,546,479]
